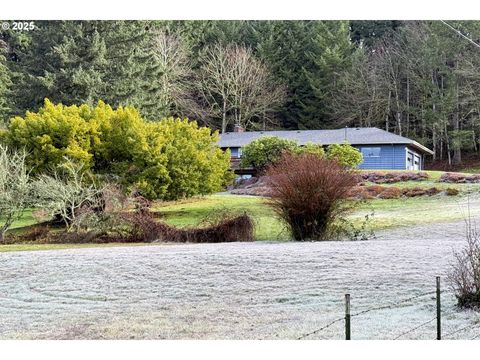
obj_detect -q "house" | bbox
[218,127,434,175]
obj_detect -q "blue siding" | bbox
[356,145,407,170]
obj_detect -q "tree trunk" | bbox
[406,74,410,135]
[385,90,391,132]
[453,78,462,165]
[395,89,402,135]
[221,99,227,133]
[445,122,452,167]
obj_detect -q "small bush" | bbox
[378,187,402,199]
[326,143,363,168]
[266,153,359,241]
[403,187,427,197]
[449,219,480,309]
[240,136,299,172]
[364,185,387,197]
[425,187,441,196]
[446,188,460,196]
[298,142,325,157]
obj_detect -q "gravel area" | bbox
[1,221,480,340]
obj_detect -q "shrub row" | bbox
[239,136,363,171]
[439,172,480,183]
[361,171,430,183]
[348,185,458,199]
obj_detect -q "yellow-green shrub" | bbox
[326,143,363,168]
[4,99,232,200]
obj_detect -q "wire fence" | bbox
[295,277,480,340]
[392,317,436,340]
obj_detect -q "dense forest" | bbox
[1,20,480,166]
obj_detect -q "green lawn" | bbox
[154,195,288,240]
[352,194,480,230]
[155,192,480,238]
[2,209,38,230]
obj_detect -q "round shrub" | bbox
[239,136,299,172]
[326,143,363,168]
[266,152,359,241]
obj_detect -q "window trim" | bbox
[361,147,381,158]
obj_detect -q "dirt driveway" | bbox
[1,220,479,339]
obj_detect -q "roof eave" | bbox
[409,141,434,155]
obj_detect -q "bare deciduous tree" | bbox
[199,44,285,133]
[33,158,103,231]
[0,145,32,243]
[147,31,207,120]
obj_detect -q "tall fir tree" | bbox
[250,21,318,129]
[99,20,153,110]
[10,21,108,113]
[299,21,353,129]
[0,40,12,123]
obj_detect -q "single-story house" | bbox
[218,127,434,175]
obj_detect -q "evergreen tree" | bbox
[350,20,402,47]
[99,21,152,110]
[300,21,353,129]
[0,41,12,123]
[10,21,109,113]
[251,21,318,129]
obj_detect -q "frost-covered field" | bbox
[1,221,480,340]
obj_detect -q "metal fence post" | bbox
[345,294,351,340]
[436,276,441,340]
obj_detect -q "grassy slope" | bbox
[154,195,287,241]
[2,209,38,230]
[3,170,480,251]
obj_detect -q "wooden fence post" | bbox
[436,276,441,340]
[345,294,351,340]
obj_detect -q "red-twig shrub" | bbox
[266,153,359,241]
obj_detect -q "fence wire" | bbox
[297,317,345,340]
[444,323,480,339]
[294,286,477,340]
[296,290,437,340]
[351,291,437,318]
[392,317,437,340]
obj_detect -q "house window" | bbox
[361,147,381,158]
[229,147,242,158]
